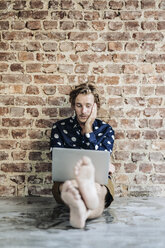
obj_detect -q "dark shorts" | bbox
[52,178,114,209]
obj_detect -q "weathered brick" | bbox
[0,140,17,149]
[2,31,33,40]
[29,152,43,161]
[154,164,165,173]
[10,63,24,73]
[133,32,164,41]
[43,21,58,30]
[0,21,9,30]
[0,107,9,116]
[0,96,14,105]
[0,41,9,50]
[143,130,157,139]
[10,175,25,185]
[75,64,89,74]
[28,186,52,196]
[51,11,66,19]
[92,21,105,31]
[15,96,45,106]
[134,175,147,184]
[42,64,57,73]
[0,186,16,196]
[101,32,130,41]
[60,21,74,30]
[97,76,119,85]
[43,42,58,51]
[32,11,48,19]
[28,130,43,139]
[35,119,55,128]
[124,163,137,173]
[28,175,43,184]
[42,85,56,95]
[59,41,74,51]
[91,43,106,52]
[120,11,141,20]
[0,151,9,160]
[1,163,32,172]
[59,107,73,117]
[26,85,40,95]
[141,0,155,9]
[10,107,25,117]
[149,152,164,162]
[26,63,41,73]
[2,74,31,84]
[26,42,41,51]
[27,108,39,117]
[30,0,44,9]
[0,52,16,61]
[11,151,26,160]
[93,1,107,10]
[151,175,165,184]
[108,42,123,51]
[61,0,74,9]
[69,32,98,41]
[156,64,165,73]
[141,21,157,30]
[2,118,33,127]
[42,107,58,117]
[125,0,139,10]
[18,52,34,61]
[34,75,64,84]
[11,21,25,30]
[10,42,26,51]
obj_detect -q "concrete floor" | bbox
[0,197,165,248]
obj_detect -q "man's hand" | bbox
[83,103,97,134]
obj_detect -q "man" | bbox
[50,83,115,228]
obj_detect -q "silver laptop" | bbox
[52,147,110,185]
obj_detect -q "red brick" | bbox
[15,96,45,106]
[35,162,51,172]
[30,0,43,9]
[97,76,119,85]
[32,11,48,19]
[69,32,98,41]
[60,21,74,30]
[42,64,57,73]
[141,21,156,30]
[133,32,164,41]
[26,85,39,95]
[126,130,140,139]
[29,152,43,161]
[143,130,157,139]
[48,96,66,106]
[8,85,24,94]
[124,163,137,173]
[149,119,163,129]
[27,108,39,117]
[93,1,107,10]
[0,41,9,50]
[20,140,49,150]
[157,21,165,30]
[84,11,100,20]
[42,107,58,117]
[115,130,125,139]
[109,1,123,9]
[120,119,136,128]
[104,11,118,19]
[10,42,26,51]
[10,63,24,73]
[0,140,17,149]
[125,0,139,9]
[0,129,9,138]
[0,52,16,61]
[26,42,41,51]
[147,98,163,107]
[28,130,43,139]
[141,42,155,51]
[28,186,52,196]
[2,74,31,84]
[92,21,105,31]
[43,85,56,95]
[11,21,25,30]
[2,31,33,40]
[108,42,123,51]
[59,107,73,117]
[122,75,139,84]
[139,163,153,173]
[108,21,123,31]
[126,109,141,117]
[141,0,155,9]
[101,32,130,41]
[11,151,26,160]
[0,21,9,30]
[43,21,58,30]
[120,11,141,20]
[125,21,139,30]
[34,75,64,84]
[114,151,130,161]
[43,42,58,51]
[0,96,14,105]
[51,11,66,20]
[26,63,41,73]
[2,118,33,127]
[123,64,137,74]
[0,107,8,116]
[35,119,55,128]
[1,163,32,172]
[113,54,137,63]
[0,151,8,160]
[18,52,34,61]
[156,64,165,73]
[0,186,16,196]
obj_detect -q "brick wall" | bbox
[0,0,165,197]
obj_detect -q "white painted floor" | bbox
[0,197,165,248]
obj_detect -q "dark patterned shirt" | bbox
[50,115,115,154]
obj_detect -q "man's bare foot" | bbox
[74,156,99,210]
[61,181,87,229]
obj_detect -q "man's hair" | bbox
[69,83,100,109]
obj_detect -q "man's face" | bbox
[74,93,95,125]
